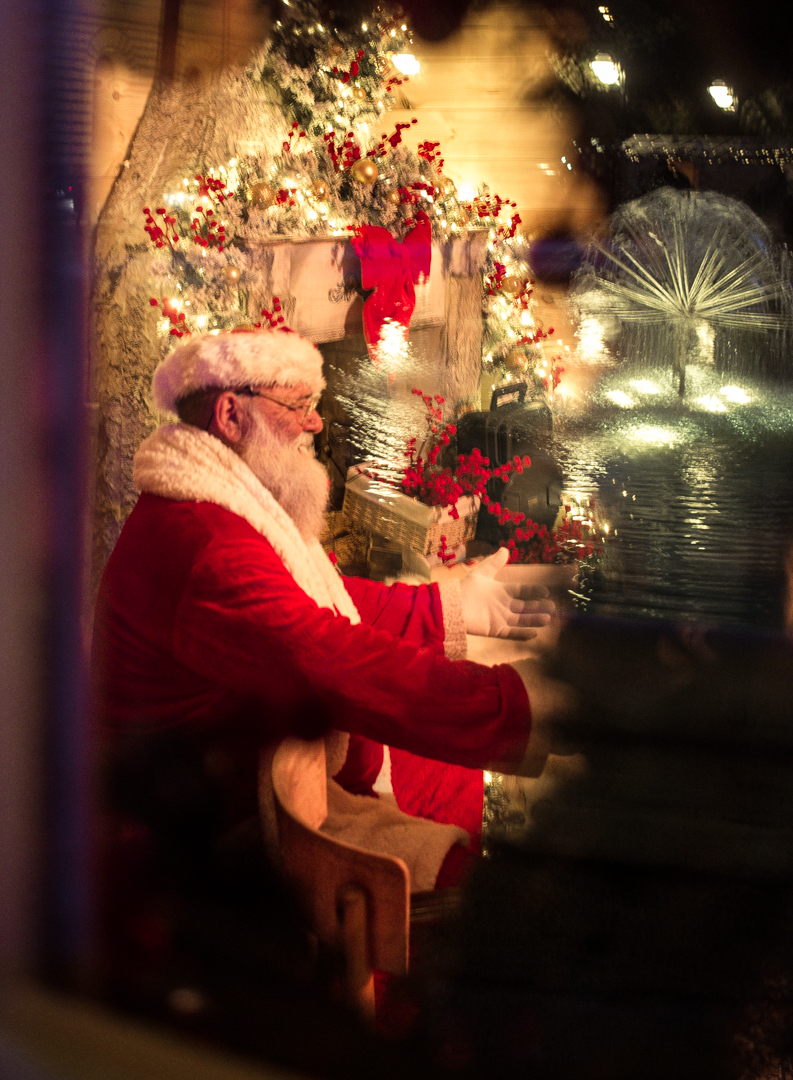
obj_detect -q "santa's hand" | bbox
[460,547,555,639]
[509,656,580,776]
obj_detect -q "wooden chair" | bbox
[259,737,412,1016]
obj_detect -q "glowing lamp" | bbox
[708,80,735,110]
[392,53,420,75]
[591,54,621,86]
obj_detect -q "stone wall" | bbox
[92,67,282,587]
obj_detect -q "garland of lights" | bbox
[140,0,560,404]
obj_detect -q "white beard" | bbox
[238,411,329,540]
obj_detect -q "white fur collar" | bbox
[133,423,360,625]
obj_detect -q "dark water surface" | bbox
[552,363,793,629]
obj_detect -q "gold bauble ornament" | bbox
[352,86,367,101]
[505,350,528,372]
[385,189,401,205]
[350,158,379,185]
[438,175,456,197]
[221,265,241,284]
[311,178,329,199]
[249,181,275,209]
[501,274,523,296]
[458,210,470,227]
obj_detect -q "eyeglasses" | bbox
[239,387,321,424]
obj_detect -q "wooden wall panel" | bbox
[404,2,606,238]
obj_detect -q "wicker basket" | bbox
[342,470,480,557]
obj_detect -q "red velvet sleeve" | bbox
[334,576,446,792]
[343,575,446,651]
[172,531,530,773]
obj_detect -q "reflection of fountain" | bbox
[320,338,440,507]
[573,188,791,395]
[551,356,793,628]
[469,194,793,1080]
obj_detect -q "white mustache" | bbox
[295,433,316,454]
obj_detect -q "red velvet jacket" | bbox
[93,493,531,779]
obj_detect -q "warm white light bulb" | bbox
[591,54,620,86]
[720,385,750,404]
[606,390,635,407]
[392,53,420,75]
[708,80,735,110]
[698,395,728,413]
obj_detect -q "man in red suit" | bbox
[94,329,572,904]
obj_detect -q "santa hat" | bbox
[151,330,325,413]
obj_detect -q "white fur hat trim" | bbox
[152,330,325,413]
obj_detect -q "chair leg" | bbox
[338,884,375,1018]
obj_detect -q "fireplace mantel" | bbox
[248,230,488,344]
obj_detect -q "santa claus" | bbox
[93,329,574,904]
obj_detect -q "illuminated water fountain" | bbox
[573,187,792,395]
[481,196,793,1070]
[553,361,793,627]
[555,190,793,629]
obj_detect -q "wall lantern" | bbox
[708,80,735,110]
[590,53,621,86]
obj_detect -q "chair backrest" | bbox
[264,737,410,977]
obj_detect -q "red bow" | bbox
[351,212,431,362]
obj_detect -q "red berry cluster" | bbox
[409,179,436,200]
[384,74,408,93]
[485,261,507,295]
[275,187,297,207]
[323,131,341,171]
[253,297,288,330]
[142,207,179,250]
[541,357,564,393]
[417,140,443,169]
[189,174,232,251]
[400,209,430,232]
[373,118,418,156]
[436,535,456,565]
[400,390,529,526]
[515,325,554,348]
[513,280,534,305]
[465,192,515,221]
[323,130,364,172]
[190,204,226,250]
[149,296,189,338]
[391,184,423,206]
[498,212,522,240]
[143,176,234,253]
[503,504,603,565]
[282,121,308,153]
[195,173,230,203]
[332,48,365,83]
[464,194,523,239]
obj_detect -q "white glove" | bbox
[459,547,555,639]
